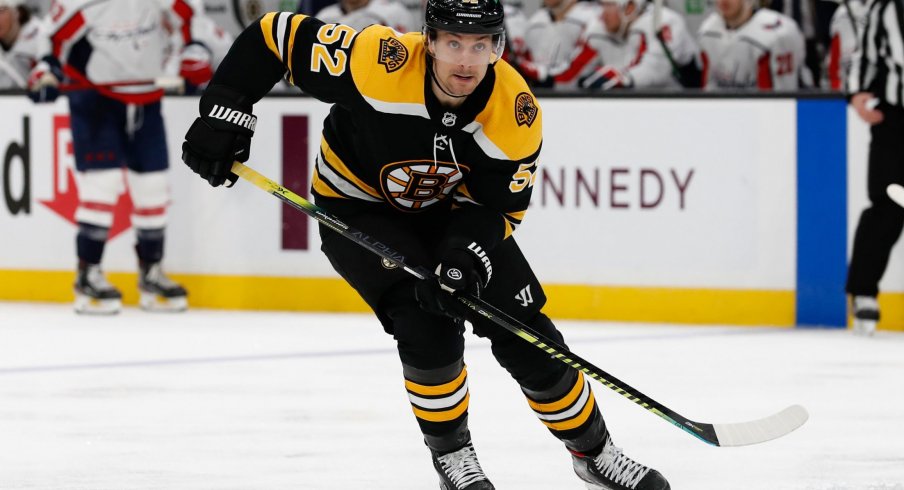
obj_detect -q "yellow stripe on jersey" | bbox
[286,14,308,85]
[405,367,468,397]
[259,13,281,60]
[471,60,543,161]
[527,372,585,413]
[411,393,470,422]
[311,167,347,199]
[503,218,514,239]
[320,138,382,199]
[539,393,597,431]
[506,210,527,222]
[349,27,428,110]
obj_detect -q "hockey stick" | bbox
[231,161,809,447]
[59,76,185,93]
[887,184,904,208]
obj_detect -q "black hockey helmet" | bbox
[424,0,506,35]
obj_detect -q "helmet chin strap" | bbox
[427,55,470,99]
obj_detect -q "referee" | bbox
[846,0,904,335]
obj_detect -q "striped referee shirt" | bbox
[850,0,904,105]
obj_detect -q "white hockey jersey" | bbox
[46,0,223,103]
[0,18,44,89]
[827,0,867,90]
[200,0,300,38]
[315,0,416,33]
[582,5,701,88]
[698,8,807,90]
[504,2,530,60]
[523,1,601,67]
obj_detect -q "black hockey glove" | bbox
[416,247,489,320]
[181,84,256,187]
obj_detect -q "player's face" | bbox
[340,0,369,12]
[716,0,745,21]
[429,31,492,95]
[600,2,623,33]
[0,7,17,42]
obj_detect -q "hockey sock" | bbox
[76,222,109,264]
[522,369,608,453]
[403,359,471,454]
[135,227,165,264]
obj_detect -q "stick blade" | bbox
[712,405,809,447]
[887,184,904,208]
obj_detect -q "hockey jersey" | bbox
[827,0,867,91]
[315,0,417,33]
[698,8,807,90]
[523,2,601,68]
[210,12,542,252]
[581,5,701,88]
[46,0,222,103]
[0,18,44,89]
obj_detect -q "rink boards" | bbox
[0,94,894,329]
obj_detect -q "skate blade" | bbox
[74,294,122,315]
[139,291,188,312]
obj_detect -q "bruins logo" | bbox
[515,92,538,127]
[378,37,408,73]
[380,160,469,212]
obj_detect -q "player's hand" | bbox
[181,85,255,187]
[852,92,884,125]
[27,56,63,104]
[515,60,555,88]
[179,43,214,90]
[579,66,632,91]
[415,247,487,320]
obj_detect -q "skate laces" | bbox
[85,265,116,291]
[142,263,178,288]
[437,444,487,489]
[593,439,651,488]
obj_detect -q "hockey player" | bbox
[578,0,702,89]
[826,0,866,90]
[515,0,701,90]
[315,0,417,33]
[27,0,226,314]
[520,0,600,81]
[0,0,41,89]
[180,0,671,488]
[698,0,810,90]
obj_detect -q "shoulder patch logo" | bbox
[378,37,408,73]
[515,92,538,127]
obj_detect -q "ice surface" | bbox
[0,302,902,489]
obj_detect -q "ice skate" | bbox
[431,441,494,489]
[138,262,188,312]
[74,262,122,315]
[570,436,670,490]
[852,295,878,336]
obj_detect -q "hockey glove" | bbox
[27,56,63,104]
[179,42,214,92]
[181,84,256,187]
[416,247,488,320]
[579,66,633,91]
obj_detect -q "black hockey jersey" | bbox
[211,11,543,253]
